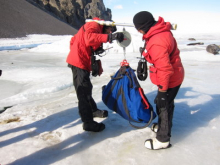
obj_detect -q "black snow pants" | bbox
[69,65,98,122]
[156,85,181,142]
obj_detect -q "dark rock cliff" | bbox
[27,0,112,29]
[0,0,111,38]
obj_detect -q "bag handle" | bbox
[128,110,154,129]
[128,88,154,129]
[112,66,133,88]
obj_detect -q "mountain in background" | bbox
[0,0,112,38]
[28,0,112,29]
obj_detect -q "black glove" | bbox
[110,20,117,33]
[154,91,168,110]
[111,25,117,33]
[108,32,124,43]
[94,47,105,55]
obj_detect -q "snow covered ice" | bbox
[1,30,220,165]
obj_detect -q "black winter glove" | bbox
[154,91,168,110]
[108,32,124,43]
[111,25,117,33]
[94,47,105,55]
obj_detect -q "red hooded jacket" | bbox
[142,17,184,91]
[66,18,109,71]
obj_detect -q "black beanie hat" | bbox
[133,11,156,33]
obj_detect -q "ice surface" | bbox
[0,30,220,165]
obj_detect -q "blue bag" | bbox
[102,65,156,129]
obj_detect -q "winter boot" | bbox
[144,137,171,150]
[151,123,158,133]
[83,121,105,132]
[93,109,108,118]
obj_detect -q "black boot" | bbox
[93,109,108,118]
[83,121,105,132]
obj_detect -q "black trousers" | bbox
[69,65,98,122]
[156,85,181,142]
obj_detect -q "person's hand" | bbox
[108,32,124,43]
[112,32,124,42]
[111,25,117,33]
[154,91,168,109]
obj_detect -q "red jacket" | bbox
[142,17,184,91]
[66,18,109,71]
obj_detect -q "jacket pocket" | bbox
[149,66,158,85]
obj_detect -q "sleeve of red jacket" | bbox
[69,36,75,50]
[148,45,174,91]
[84,23,109,49]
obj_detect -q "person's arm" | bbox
[84,22,109,47]
[148,45,174,91]
[84,22,124,49]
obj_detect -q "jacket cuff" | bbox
[158,84,168,91]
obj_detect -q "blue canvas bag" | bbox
[102,65,156,129]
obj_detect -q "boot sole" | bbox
[145,139,172,150]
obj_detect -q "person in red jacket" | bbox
[133,11,184,149]
[66,17,124,132]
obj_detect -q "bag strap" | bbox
[128,112,154,129]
